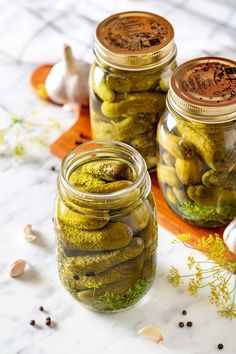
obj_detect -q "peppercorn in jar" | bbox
[157,57,236,227]
[90,11,177,170]
[54,141,158,312]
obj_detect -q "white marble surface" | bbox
[0,1,236,353]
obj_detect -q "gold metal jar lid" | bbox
[94,11,176,70]
[167,57,236,123]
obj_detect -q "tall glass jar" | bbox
[54,140,158,312]
[90,11,177,171]
[157,57,236,228]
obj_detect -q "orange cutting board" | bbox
[31,65,236,264]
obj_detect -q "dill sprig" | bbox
[167,233,236,319]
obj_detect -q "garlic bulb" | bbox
[223,218,236,255]
[45,44,90,108]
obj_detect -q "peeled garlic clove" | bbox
[19,224,37,242]
[9,259,26,277]
[223,218,236,255]
[138,326,164,344]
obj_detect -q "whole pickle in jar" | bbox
[79,160,133,182]
[202,169,236,190]
[69,170,105,189]
[101,92,166,118]
[57,199,109,230]
[177,124,226,170]
[158,126,195,160]
[121,202,150,233]
[90,64,116,102]
[187,185,236,205]
[158,165,182,188]
[79,180,132,193]
[62,238,144,275]
[91,116,155,142]
[175,157,202,185]
[60,221,133,251]
[77,276,141,309]
[106,72,160,93]
[75,254,144,289]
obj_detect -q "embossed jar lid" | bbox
[167,57,236,123]
[94,11,176,70]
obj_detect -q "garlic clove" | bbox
[138,326,164,344]
[18,224,37,242]
[9,259,26,277]
[223,218,236,255]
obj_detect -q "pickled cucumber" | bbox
[58,199,109,230]
[158,126,195,160]
[121,202,150,232]
[90,65,116,102]
[177,124,225,170]
[69,171,105,189]
[106,73,160,93]
[101,92,166,118]
[60,221,133,251]
[175,158,202,185]
[62,238,144,275]
[79,160,133,182]
[75,254,144,288]
[91,116,155,142]
[202,170,236,190]
[158,165,181,188]
[187,185,236,206]
[79,180,132,193]
[77,276,141,306]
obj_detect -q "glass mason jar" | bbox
[90,11,177,171]
[157,57,236,228]
[54,140,158,312]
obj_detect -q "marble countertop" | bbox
[0,1,236,353]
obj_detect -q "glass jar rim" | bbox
[59,140,150,208]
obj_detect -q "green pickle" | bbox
[55,154,157,312]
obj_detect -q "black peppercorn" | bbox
[182,310,187,315]
[85,272,95,277]
[187,321,192,327]
[39,306,44,312]
[178,322,184,328]
[30,320,35,326]
[218,343,224,350]
[73,274,80,280]
[50,166,56,171]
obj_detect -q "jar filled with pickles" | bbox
[90,11,177,170]
[54,140,158,312]
[157,57,236,228]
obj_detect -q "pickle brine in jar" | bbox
[90,11,177,170]
[54,141,158,312]
[157,57,236,227]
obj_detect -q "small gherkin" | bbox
[60,221,133,251]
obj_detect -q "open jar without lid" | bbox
[54,140,158,312]
[89,11,177,170]
[157,57,236,227]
